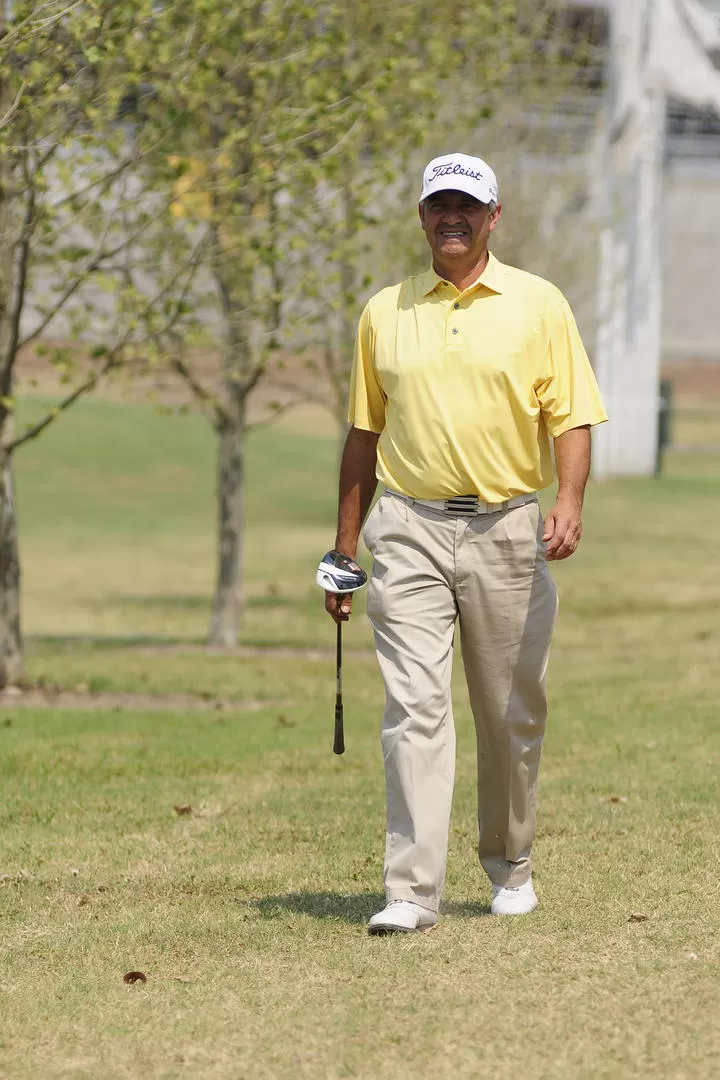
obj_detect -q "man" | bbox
[325,152,608,935]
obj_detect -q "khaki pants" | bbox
[362,491,558,913]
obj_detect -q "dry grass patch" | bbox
[1,644,719,1079]
[2,397,719,1077]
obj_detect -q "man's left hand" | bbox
[542,497,582,561]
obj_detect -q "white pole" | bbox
[593,0,666,478]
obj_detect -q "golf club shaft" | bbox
[333,619,345,755]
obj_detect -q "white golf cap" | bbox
[420,153,499,206]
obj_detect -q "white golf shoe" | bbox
[491,879,538,916]
[368,899,437,935]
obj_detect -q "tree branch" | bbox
[0,81,26,131]
[241,359,266,398]
[245,398,300,435]
[167,347,229,428]
[142,232,228,421]
[3,152,37,397]
[0,1,85,52]
[48,127,178,214]
[36,140,60,172]
[48,155,142,213]
[6,233,208,454]
[4,349,121,454]
[18,196,173,350]
[29,0,83,28]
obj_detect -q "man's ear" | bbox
[488,203,502,232]
[418,201,425,224]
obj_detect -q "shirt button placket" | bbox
[449,300,460,343]
[445,291,462,345]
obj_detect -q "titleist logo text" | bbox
[429,162,487,184]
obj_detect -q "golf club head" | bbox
[316,550,368,594]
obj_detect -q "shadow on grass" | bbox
[27,632,370,655]
[115,594,211,612]
[27,633,201,650]
[249,891,384,924]
[115,593,298,612]
[249,893,492,923]
[440,900,492,918]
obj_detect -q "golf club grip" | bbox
[333,620,344,755]
[333,700,345,755]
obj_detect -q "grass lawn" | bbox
[1,396,719,1078]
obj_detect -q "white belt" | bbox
[385,488,537,518]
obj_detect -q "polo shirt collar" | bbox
[420,251,505,297]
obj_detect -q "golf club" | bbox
[316,550,368,755]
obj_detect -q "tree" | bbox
[128,0,328,645]
[0,1,599,675]
[141,0,547,646]
[0,2,192,684]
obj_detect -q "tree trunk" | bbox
[0,27,23,687]
[208,406,245,647]
[0,454,23,687]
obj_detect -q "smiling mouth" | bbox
[439,231,469,240]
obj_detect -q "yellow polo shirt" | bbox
[348,252,608,502]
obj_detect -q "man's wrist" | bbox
[334,536,358,558]
[555,488,584,510]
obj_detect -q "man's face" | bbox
[419,189,501,263]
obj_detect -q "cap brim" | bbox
[420,174,496,205]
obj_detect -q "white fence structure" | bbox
[593,0,720,477]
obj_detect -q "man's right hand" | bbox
[325,591,353,624]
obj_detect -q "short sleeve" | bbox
[347,303,386,434]
[535,299,608,437]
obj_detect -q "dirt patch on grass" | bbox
[662,361,720,402]
[135,643,374,659]
[16,341,325,421]
[0,685,280,713]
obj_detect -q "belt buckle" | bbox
[444,495,481,517]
